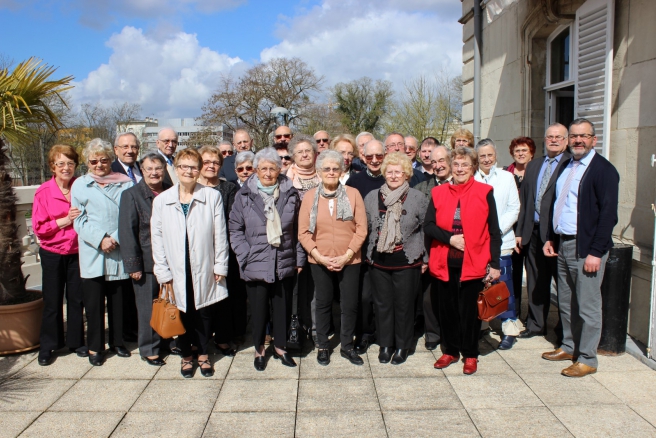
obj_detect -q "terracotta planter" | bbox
[0,296,44,354]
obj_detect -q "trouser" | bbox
[83,277,129,353]
[422,271,440,343]
[311,264,360,351]
[511,248,525,316]
[177,271,214,357]
[297,264,315,331]
[227,251,248,339]
[247,277,293,350]
[132,272,161,357]
[370,266,421,350]
[497,255,520,336]
[525,225,558,333]
[39,248,85,352]
[355,265,376,342]
[433,267,484,359]
[557,238,608,368]
[122,282,138,339]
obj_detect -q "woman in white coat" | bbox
[151,148,229,378]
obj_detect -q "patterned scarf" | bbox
[308,183,353,233]
[376,181,410,253]
[254,178,282,247]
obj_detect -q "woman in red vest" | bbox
[423,146,502,375]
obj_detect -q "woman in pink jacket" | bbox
[32,145,87,366]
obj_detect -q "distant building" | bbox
[120,117,233,151]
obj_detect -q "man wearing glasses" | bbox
[273,125,293,149]
[314,130,331,153]
[156,127,179,185]
[220,130,251,183]
[112,132,143,184]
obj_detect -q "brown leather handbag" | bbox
[477,281,510,322]
[150,283,186,338]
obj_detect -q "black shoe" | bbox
[89,352,104,366]
[391,349,409,365]
[181,359,194,378]
[112,346,131,358]
[378,347,394,364]
[354,338,370,355]
[340,349,364,366]
[70,346,89,357]
[141,356,166,366]
[38,350,53,366]
[424,341,439,351]
[317,349,330,366]
[214,343,236,357]
[170,346,182,356]
[479,328,491,339]
[254,356,267,371]
[518,329,544,339]
[272,349,297,367]
[198,359,214,377]
[498,335,516,350]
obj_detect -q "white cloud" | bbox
[70,26,242,118]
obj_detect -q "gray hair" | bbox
[288,134,318,155]
[405,135,419,145]
[569,118,595,136]
[431,145,452,165]
[355,132,373,145]
[235,151,255,168]
[316,150,345,173]
[219,139,234,151]
[157,127,178,139]
[253,147,282,170]
[83,138,114,162]
[363,139,384,155]
[140,152,166,167]
[545,122,568,136]
[475,138,497,152]
[114,132,140,148]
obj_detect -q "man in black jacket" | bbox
[219,129,252,183]
[515,123,570,340]
[541,118,619,377]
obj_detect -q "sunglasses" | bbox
[364,154,384,161]
[221,150,234,156]
[236,165,254,172]
[275,134,292,139]
[279,155,292,161]
[88,158,110,165]
[316,138,329,144]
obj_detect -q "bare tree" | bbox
[295,102,346,137]
[74,102,141,144]
[332,77,393,136]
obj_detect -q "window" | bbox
[550,27,570,84]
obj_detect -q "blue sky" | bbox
[1,0,462,119]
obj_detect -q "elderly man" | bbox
[516,123,571,341]
[417,137,439,174]
[156,127,179,186]
[384,132,426,187]
[351,132,372,172]
[220,130,252,183]
[314,130,331,153]
[542,119,619,377]
[112,132,142,184]
[404,135,419,167]
[273,125,293,149]
[233,129,253,152]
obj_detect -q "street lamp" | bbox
[270,107,290,127]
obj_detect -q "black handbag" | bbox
[287,272,305,350]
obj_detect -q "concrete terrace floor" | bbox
[2,307,656,437]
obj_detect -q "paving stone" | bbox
[375,377,463,411]
[295,410,387,437]
[0,352,37,379]
[383,409,480,437]
[225,350,299,380]
[595,352,653,372]
[551,404,656,437]
[469,407,573,437]
[112,412,209,437]
[593,370,656,405]
[496,347,572,374]
[629,403,656,428]
[153,354,232,380]
[522,372,623,407]
[14,351,92,380]
[83,353,159,380]
[439,351,516,377]
[49,380,148,412]
[368,352,441,378]
[214,379,297,412]
[18,411,123,438]
[447,373,543,410]
[131,380,222,412]
[297,378,379,412]
[204,412,295,437]
[301,348,370,379]
[0,411,40,438]
[0,378,75,412]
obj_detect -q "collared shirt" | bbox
[553,149,596,235]
[418,164,433,174]
[157,149,174,166]
[117,159,143,183]
[412,160,420,169]
[534,153,564,223]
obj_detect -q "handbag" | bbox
[477,281,510,322]
[150,283,186,338]
[287,271,305,350]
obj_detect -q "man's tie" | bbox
[553,160,581,231]
[535,157,555,215]
[127,166,137,184]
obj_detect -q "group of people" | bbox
[32,117,618,378]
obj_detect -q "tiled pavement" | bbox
[2,311,656,437]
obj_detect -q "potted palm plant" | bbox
[0,58,73,354]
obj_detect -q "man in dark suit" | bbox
[112,132,142,183]
[515,123,570,340]
[156,128,179,187]
[541,118,619,377]
[219,129,252,184]
[383,132,427,187]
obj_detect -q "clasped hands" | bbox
[316,252,350,272]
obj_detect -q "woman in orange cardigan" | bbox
[299,150,367,367]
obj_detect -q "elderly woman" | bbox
[365,153,429,365]
[234,151,255,187]
[299,150,367,366]
[119,153,172,366]
[475,139,521,350]
[151,148,230,378]
[331,134,359,184]
[71,138,134,366]
[424,146,501,375]
[286,135,320,200]
[198,145,242,354]
[449,128,475,149]
[33,145,86,366]
[229,147,305,371]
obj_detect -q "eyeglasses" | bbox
[279,155,292,161]
[159,139,178,144]
[177,164,199,173]
[235,140,251,145]
[364,154,384,161]
[546,135,566,141]
[275,134,292,139]
[258,167,279,173]
[454,138,469,144]
[316,138,330,144]
[568,134,594,140]
[236,165,253,173]
[117,145,138,151]
[431,159,447,165]
[54,161,76,168]
[452,163,472,169]
[203,160,221,167]
[385,171,404,177]
[385,142,405,150]
[143,166,164,174]
[221,150,234,156]
[405,147,417,153]
[88,158,110,165]
[321,167,341,173]
[340,151,355,158]
[294,149,313,156]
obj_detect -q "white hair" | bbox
[83,138,114,162]
[253,147,282,169]
[316,150,345,172]
[235,151,255,168]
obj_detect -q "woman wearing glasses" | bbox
[234,151,255,187]
[151,148,230,378]
[71,139,134,366]
[33,145,87,366]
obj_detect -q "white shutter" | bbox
[574,0,614,156]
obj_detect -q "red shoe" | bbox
[434,354,459,369]
[463,358,478,375]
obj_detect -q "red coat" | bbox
[428,177,492,281]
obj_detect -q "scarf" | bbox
[87,172,133,184]
[308,183,353,234]
[286,163,320,194]
[255,178,282,247]
[376,181,410,253]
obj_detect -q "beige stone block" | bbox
[82,353,158,380]
[18,412,123,438]
[0,378,75,412]
[617,60,656,129]
[463,38,475,63]
[629,403,656,429]
[469,407,573,437]
[131,380,221,412]
[463,59,475,83]
[295,410,387,437]
[153,354,232,380]
[225,350,299,380]
[368,352,440,378]
[204,412,295,437]
[48,379,147,412]
[0,411,40,438]
[596,351,652,372]
[593,370,656,405]
[462,80,474,103]
[10,352,91,380]
[375,377,462,411]
[300,349,370,379]
[551,405,656,437]
[113,412,209,438]
[0,352,37,379]
[214,379,297,413]
[297,378,379,412]
[383,409,479,437]
[462,103,474,125]
[522,373,623,407]
[447,373,543,410]
[627,0,656,65]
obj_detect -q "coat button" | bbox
[402,209,407,215]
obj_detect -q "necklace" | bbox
[59,186,70,195]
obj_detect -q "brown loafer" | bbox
[561,362,597,377]
[541,348,574,361]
